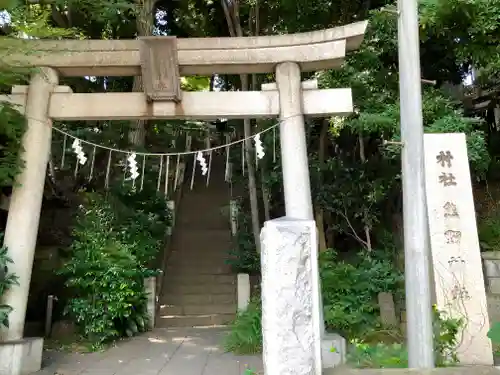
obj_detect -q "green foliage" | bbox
[478,204,500,251]
[226,201,260,274]
[110,186,171,266]
[420,0,500,86]
[224,298,262,354]
[347,342,409,368]
[225,249,403,355]
[432,306,463,365]
[347,306,463,368]
[58,190,170,347]
[318,11,490,179]
[487,321,500,346]
[0,238,19,328]
[320,249,404,338]
[0,102,26,187]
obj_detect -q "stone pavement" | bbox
[34,327,263,375]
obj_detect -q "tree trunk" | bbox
[251,0,270,222]
[316,120,328,251]
[358,131,372,252]
[221,0,261,253]
[129,0,155,147]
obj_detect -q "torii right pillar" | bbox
[260,62,345,375]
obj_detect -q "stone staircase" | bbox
[156,154,237,327]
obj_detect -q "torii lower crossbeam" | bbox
[3,86,353,120]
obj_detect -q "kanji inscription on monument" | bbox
[448,256,465,265]
[444,230,462,244]
[438,172,457,187]
[436,150,454,167]
[443,202,459,217]
[424,133,492,365]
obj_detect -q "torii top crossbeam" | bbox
[3,21,367,76]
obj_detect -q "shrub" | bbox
[58,192,167,347]
[478,212,500,252]
[224,298,262,354]
[0,239,18,328]
[224,248,403,355]
[346,306,463,368]
[320,249,403,338]
[226,204,260,274]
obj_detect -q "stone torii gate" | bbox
[0,22,367,375]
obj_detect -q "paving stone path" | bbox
[34,327,263,375]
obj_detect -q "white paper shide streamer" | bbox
[254,133,265,159]
[197,151,208,176]
[72,139,87,165]
[127,153,140,181]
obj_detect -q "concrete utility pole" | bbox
[397,0,435,368]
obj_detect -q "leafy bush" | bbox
[478,210,500,252]
[225,249,403,355]
[0,103,26,188]
[432,306,463,365]
[0,239,18,328]
[110,186,171,266]
[347,306,463,368]
[320,249,404,338]
[226,204,260,274]
[58,191,169,347]
[224,298,262,354]
[487,320,500,355]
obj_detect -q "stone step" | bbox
[172,228,231,239]
[175,215,228,228]
[163,283,236,295]
[180,190,230,202]
[165,274,236,285]
[169,237,232,252]
[161,292,236,305]
[167,258,229,269]
[159,303,236,315]
[165,265,232,275]
[168,249,231,258]
[176,202,227,214]
[155,313,235,328]
[182,183,230,196]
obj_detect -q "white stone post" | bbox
[166,200,175,236]
[275,62,314,220]
[260,218,323,375]
[1,69,58,342]
[237,273,251,311]
[230,199,238,236]
[144,277,156,330]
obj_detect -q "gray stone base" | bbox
[0,337,44,375]
[145,276,156,330]
[324,366,500,375]
[322,333,346,369]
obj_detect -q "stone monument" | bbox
[424,132,493,365]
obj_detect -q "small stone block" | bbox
[237,273,251,311]
[485,259,500,279]
[0,337,44,375]
[377,292,398,327]
[321,333,346,369]
[487,294,500,323]
[489,278,500,295]
[483,252,500,261]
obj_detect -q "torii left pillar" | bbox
[0,68,58,375]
